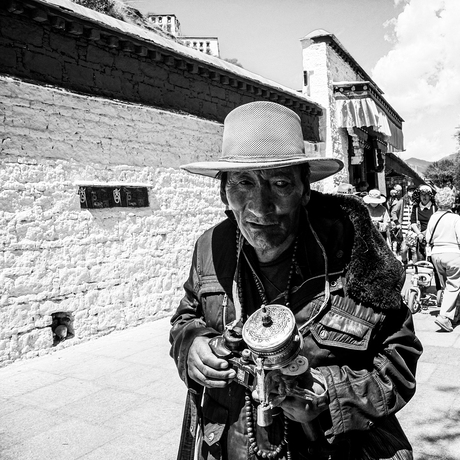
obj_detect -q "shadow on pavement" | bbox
[409,385,460,460]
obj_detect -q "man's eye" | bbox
[274,180,290,188]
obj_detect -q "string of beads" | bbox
[236,229,298,459]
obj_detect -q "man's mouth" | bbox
[246,221,279,229]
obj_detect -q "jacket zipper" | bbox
[222,293,228,328]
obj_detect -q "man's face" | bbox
[420,192,431,205]
[224,167,307,259]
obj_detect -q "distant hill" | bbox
[405,157,432,175]
[405,153,457,175]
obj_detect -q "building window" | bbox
[303,71,308,86]
[78,186,149,209]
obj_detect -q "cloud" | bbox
[372,0,460,158]
[374,0,460,115]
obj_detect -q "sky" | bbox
[132,0,460,163]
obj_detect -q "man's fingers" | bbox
[189,365,236,388]
[187,336,236,387]
[193,359,236,381]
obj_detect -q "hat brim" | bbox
[181,157,344,183]
[363,196,386,204]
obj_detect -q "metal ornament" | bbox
[242,304,305,371]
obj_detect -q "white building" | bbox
[145,13,220,57]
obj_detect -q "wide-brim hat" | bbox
[181,101,343,183]
[337,183,353,194]
[363,189,386,204]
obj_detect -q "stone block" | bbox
[94,72,122,95]
[23,52,62,81]
[120,78,136,100]
[0,16,43,47]
[114,55,140,74]
[86,44,114,67]
[138,82,163,105]
[65,62,94,88]
[210,85,226,101]
[139,61,168,80]
[168,71,190,90]
[49,32,78,58]
[0,45,17,69]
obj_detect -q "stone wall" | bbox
[0,76,224,365]
[0,0,326,365]
[0,0,323,141]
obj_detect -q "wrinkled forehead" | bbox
[228,166,302,180]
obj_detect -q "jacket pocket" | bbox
[199,280,231,332]
[311,307,374,351]
[201,391,228,460]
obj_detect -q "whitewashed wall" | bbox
[0,76,225,365]
[301,38,361,190]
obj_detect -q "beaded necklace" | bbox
[236,228,297,459]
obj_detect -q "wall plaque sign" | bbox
[78,186,149,209]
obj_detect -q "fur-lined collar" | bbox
[308,191,405,310]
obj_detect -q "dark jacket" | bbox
[170,191,422,460]
[410,202,437,233]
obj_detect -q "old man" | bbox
[170,101,422,460]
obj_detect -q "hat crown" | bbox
[180,101,344,182]
[222,101,305,162]
[368,189,382,198]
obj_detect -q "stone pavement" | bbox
[1,311,460,460]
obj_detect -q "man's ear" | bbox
[301,183,311,206]
[220,180,229,205]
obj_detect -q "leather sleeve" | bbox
[317,302,423,439]
[169,239,220,392]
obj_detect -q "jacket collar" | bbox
[307,191,404,310]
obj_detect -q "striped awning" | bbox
[335,97,404,151]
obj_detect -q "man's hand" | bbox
[267,367,329,424]
[280,395,327,423]
[187,336,236,388]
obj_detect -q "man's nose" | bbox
[247,186,274,216]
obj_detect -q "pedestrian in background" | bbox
[426,187,460,332]
[388,186,403,254]
[363,189,391,246]
[410,185,437,261]
[393,185,416,266]
[354,180,369,199]
[387,188,399,213]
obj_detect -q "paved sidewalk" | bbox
[1,311,460,460]
[0,317,186,460]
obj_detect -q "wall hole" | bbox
[51,312,75,346]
